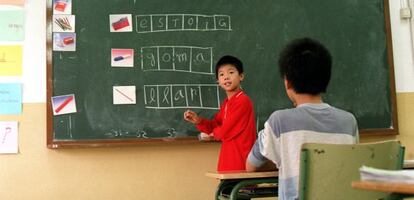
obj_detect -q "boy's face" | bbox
[217,64,244,95]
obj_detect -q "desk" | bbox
[352,181,414,195]
[206,171,278,200]
[404,160,414,169]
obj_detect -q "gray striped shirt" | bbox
[248,103,358,200]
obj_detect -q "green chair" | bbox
[298,140,405,200]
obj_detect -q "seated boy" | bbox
[184,55,256,171]
[245,38,359,200]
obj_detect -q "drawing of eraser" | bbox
[63,37,74,45]
[114,54,131,61]
[54,0,67,12]
[112,17,130,30]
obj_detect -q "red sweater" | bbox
[196,91,256,171]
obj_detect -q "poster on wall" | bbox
[0,9,25,41]
[0,45,23,76]
[0,0,25,7]
[0,121,18,154]
[0,83,22,114]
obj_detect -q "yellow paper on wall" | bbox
[0,45,22,76]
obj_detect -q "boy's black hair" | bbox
[278,37,332,95]
[215,55,243,79]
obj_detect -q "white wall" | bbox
[22,0,46,102]
[0,0,45,103]
[1,0,412,104]
[390,0,414,92]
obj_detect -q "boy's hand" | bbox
[184,110,201,124]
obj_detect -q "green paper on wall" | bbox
[0,9,25,41]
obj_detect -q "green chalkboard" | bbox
[47,0,397,147]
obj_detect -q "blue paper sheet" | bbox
[0,83,22,114]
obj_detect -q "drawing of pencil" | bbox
[115,88,134,102]
[55,19,64,29]
[64,17,70,25]
[55,95,74,113]
[55,17,72,30]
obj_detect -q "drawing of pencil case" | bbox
[54,0,67,12]
[112,17,130,30]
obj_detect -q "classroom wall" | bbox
[0,104,220,200]
[1,0,414,200]
[395,93,414,158]
[386,0,414,158]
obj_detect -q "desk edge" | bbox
[205,171,278,180]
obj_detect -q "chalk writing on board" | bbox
[68,116,74,139]
[141,46,213,75]
[143,84,221,110]
[57,115,74,139]
[166,128,177,138]
[104,129,149,138]
[136,14,232,33]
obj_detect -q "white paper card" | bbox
[0,121,18,154]
[53,14,75,32]
[51,94,77,115]
[109,14,132,32]
[113,86,136,104]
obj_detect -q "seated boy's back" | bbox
[250,103,358,199]
[246,38,359,200]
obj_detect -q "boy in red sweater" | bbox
[184,55,256,171]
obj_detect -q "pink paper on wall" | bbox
[0,0,25,6]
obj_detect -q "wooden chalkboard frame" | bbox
[46,0,398,148]
[362,0,398,137]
